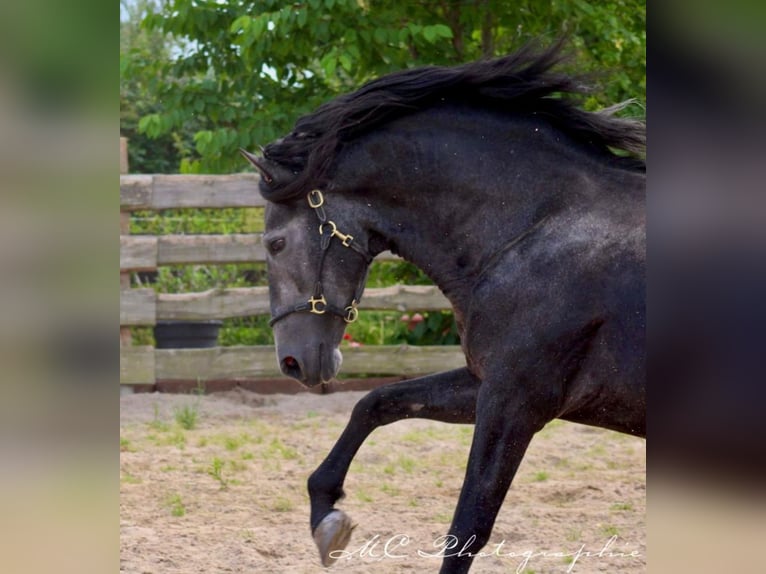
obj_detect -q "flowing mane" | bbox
[263,40,646,198]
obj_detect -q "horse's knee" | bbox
[351,386,399,425]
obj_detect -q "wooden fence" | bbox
[120,156,464,392]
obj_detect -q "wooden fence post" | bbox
[120,137,132,347]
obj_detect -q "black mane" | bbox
[263,40,646,197]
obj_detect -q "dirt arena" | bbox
[120,388,645,573]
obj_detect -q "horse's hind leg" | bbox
[439,376,554,574]
[308,367,481,566]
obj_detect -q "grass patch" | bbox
[533,470,549,482]
[589,444,607,457]
[166,493,186,517]
[272,497,294,512]
[120,437,135,452]
[397,456,416,474]
[380,483,399,497]
[382,455,417,475]
[121,471,142,484]
[601,524,620,537]
[401,426,441,445]
[224,436,241,451]
[174,402,199,430]
[208,457,229,489]
[156,429,186,449]
[433,512,452,524]
[610,502,634,512]
[356,489,374,503]
[266,438,299,460]
[148,403,170,432]
[537,419,565,439]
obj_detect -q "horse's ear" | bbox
[240,148,300,201]
[240,148,275,184]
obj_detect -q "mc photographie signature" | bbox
[329,533,641,573]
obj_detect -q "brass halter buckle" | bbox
[319,220,354,247]
[308,294,327,315]
[343,301,359,323]
[307,189,324,208]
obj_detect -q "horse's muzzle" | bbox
[277,344,342,387]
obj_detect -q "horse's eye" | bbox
[268,238,286,254]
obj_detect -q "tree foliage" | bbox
[120,0,193,173]
[125,0,645,174]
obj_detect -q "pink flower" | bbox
[402,312,425,331]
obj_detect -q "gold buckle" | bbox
[307,189,324,208]
[320,220,353,247]
[308,294,327,314]
[344,301,359,323]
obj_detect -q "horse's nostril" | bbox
[281,356,303,381]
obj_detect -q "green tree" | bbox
[135,0,645,174]
[121,0,199,173]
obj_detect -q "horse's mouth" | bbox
[317,343,343,386]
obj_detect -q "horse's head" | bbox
[247,150,372,386]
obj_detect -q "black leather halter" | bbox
[268,190,373,327]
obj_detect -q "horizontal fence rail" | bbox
[120,174,266,210]
[121,345,466,385]
[121,284,451,325]
[119,172,463,388]
[120,234,400,271]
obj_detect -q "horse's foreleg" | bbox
[308,367,481,566]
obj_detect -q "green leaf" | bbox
[432,24,453,39]
[423,26,437,43]
[229,15,251,34]
[320,52,338,76]
[252,15,266,40]
[137,114,162,138]
[339,52,352,72]
[297,9,308,29]
[194,130,214,154]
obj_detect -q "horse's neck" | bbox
[345,112,639,307]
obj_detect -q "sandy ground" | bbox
[120,388,645,573]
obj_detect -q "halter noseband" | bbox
[268,190,372,327]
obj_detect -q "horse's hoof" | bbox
[313,509,356,567]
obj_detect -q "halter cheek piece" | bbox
[268,190,373,327]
